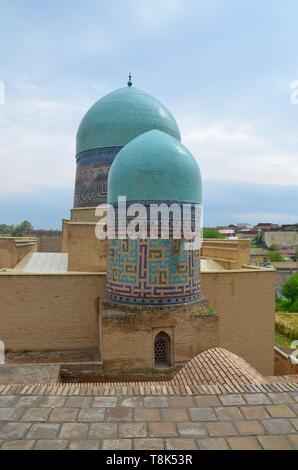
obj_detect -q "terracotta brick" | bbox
[234,420,264,436]
[161,408,189,423]
[258,435,294,450]
[149,422,177,438]
[228,437,261,450]
[135,408,160,422]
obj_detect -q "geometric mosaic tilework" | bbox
[107,238,201,305]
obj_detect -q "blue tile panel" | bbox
[107,238,201,305]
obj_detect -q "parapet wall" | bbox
[201,239,250,269]
[0,237,37,269]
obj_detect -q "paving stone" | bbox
[195,396,221,407]
[169,396,195,408]
[244,393,271,405]
[50,408,79,422]
[267,393,295,404]
[228,437,261,450]
[0,407,22,421]
[266,404,296,418]
[65,397,92,408]
[77,408,105,422]
[0,422,31,439]
[197,438,229,450]
[89,423,117,439]
[189,407,217,422]
[240,405,270,420]
[119,423,147,438]
[290,392,298,402]
[177,422,207,437]
[134,438,164,450]
[106,407,133,422]
[290,418,298,431]
[161,408,189,423]
[21,407,51,422]
[207,421,238,437]
[149,422,177,438]
[28,423,60,439]
[119,397,143,408]
[219,395,246,406]
[215,407,243,421]
[290,403,298,415]
[258,435,294,450]
[287,434,298,449]
[166,438,197,450]
[34,439,68,450]
[144,397,168,408]
[0,396,16,407]
[59,423,89,440]
[92,397,118,408]
[135,408,160,422]
[102,439,132,450]
[1,440,35,450]
[262,418,295,435]
[69,440,100,450]
[234,420,264,436]
[15,396,41,407]
[39,396,66,407]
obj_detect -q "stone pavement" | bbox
[0,387,298,450]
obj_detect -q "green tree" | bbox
[11,220,33,236]
[0,224,14,236]
[253,234,263,248]
[295,247,298,260]
[268,251,284,262]
[203,228,225,239]
[282,273,298,307]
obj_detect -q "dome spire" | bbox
[127,73,132,87]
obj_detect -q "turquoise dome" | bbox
[76,86,181,155]
[108,130,202,204]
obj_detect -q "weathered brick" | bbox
[69,440,100,450]
[77,408,105,422]
[244,394,271,405]
[189,407,217,422]
[1,440,35,450]
[178,422,207,437]
[161,408,189,423]
[234,420,264,436]
[258,435,294,450]
[149,422,177,438]
[119,423,147,438]
[50,408,78,422]
[34,439,68,450]
[65,397,92,408]
[102,439,132,450]
[262,418,295,435]
[0,407,23,421]
[92,397,117,408]
[266,405,296,418]
[219,395,246,406]
[0,422,31,439]
[197,437,229,450]
[287,434,298,449]
[0,396,16,407]
[166,438,197,450]
[207,421,238,437]
[89,423,117,439]
[119,397,143,408]
[39,396,66,408]
[267,393,295,404]
[195,396,221,407]
[228,437,261,450]
[28,423,60,439]
[215,407,243,421]
[241,405,270,420]
[106,407,133,422]
[144,397,168,408]
[134,438,164,450]
[169,397,195,408]
[21,408,51,422]
[135,408,160,422]
[15,396,41,407]
[59,423,89,440]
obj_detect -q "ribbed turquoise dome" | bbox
[76,87,181,154]
[108,130,202,204]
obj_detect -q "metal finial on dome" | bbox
[127,73,132,87]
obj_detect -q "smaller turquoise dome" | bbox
[76,87,181,155]
[108,130,202,204]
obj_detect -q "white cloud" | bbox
[180,118,298,186]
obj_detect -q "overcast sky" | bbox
[0,0,297,228]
